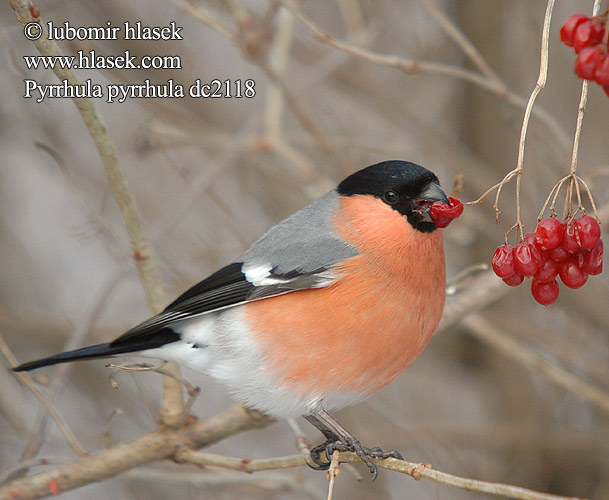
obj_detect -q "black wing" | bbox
[110,262,333,347]
[12,263,251,372]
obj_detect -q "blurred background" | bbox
[1,0,608,499]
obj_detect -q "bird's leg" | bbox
[304,414,342,470]
[305,410,403,480]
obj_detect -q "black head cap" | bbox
[337,160,449,233]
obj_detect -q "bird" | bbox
[13,160,450,478]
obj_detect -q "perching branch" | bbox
[175,449,585,500]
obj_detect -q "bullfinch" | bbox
[13,160,450,477]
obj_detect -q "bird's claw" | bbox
[307,438,403,480]
[307,438,334,470]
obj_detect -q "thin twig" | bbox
[421,0,500,80]
[335,0,364,33]
[34,142,122,256]
[170,0,236,40]
[0,337,86,457]
[107,361,201,415]
[326,450,341,500]
[282,0,571,155]
[285,418,311,455]
[256,58,349,171]
[462,315,609,418]
[264,4,294,142]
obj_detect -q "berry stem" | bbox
[577,176,601,221]
[537,0,604,225]
[603,11,609,47]
[563,0,603,221]
[538,177,564,219]
[469,0,556,234]
[569,0,603,178]
[504,222,523,246]
[569,79,589,179]
[539,174,601,223]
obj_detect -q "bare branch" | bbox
[0,405,274,500]
[176,449,587,500]
[463,315,609,417]
[264,5,294,142]
[282,0,571,155]
[169,0,236,41]
[9,0,184,425]
[421,0,500,80]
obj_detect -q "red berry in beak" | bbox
[429,197,463,228]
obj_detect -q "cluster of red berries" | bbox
[560,13,609,97]
[492,216,603,305]
[429,197,463,228]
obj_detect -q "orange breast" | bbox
[243,195,446,398]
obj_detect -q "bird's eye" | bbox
[383,190,399,204]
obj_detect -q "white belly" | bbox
[138,307,368,417]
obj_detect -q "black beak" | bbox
[416,181,449,223]
[420,181,449,205]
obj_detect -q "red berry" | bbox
[562,221,581,252]
[513,242,542,277]
[534,258,559,283]
[491,244,515,278]
[430,197,464,229]
[443,197,464,219]
[604,85,609,98]
[559,255,588,288]
[524,232,546,263]
[535,217,563,250]
[581,240,603,275]
[574,215,601,249]
[548,244,570,262]
[503,272,524,287]
[595,54,609,85]
[523,231,537,246]
[431,213,451,228]
[573,19,606,53]
[560,14,589,47]
[531,278,560,306]
[575,46,604,80]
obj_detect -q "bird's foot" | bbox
[308,437,403,480]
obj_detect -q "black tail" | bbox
[12,343,141,372]
[12,328,181,372]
